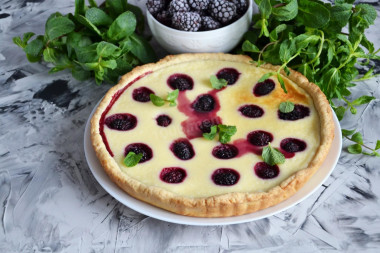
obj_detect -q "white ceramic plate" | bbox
[84,101,342,226]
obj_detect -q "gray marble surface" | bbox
[1,0,380,252]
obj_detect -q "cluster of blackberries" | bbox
[147,0,248,32]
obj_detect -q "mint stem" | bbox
[344,136,376,152]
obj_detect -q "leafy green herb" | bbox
[123,152,143,167]
[342,129,380,157]
[245,0,379,103]
[167,89,179,106]
[203,125,218,140]
[150,89,179,107]
[218,125,237,144]
[13,0,156,85]
[244,0,379,156]
[210,75,228,89]
[202,124,237,144]
[150,94,166,107]
[262,143,285,166]
[279,101,294,113]
[258,72,274,82]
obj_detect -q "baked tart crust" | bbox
[90,53,334,217]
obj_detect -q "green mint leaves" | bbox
[203,125,218,140]
[13,0,156,85]
[245,0,379,104]
[150,89,179,107]
[342,129,380,157]
[258,72,274,82]
[218,125,237,144]
[210,75,228,89]
[245,0,380,157]
[334,95,375,120]
[203,124,237,144]
[279,101,295,113]
[262,143,285,166]
[123,152,143,167]
[150,95,165,106]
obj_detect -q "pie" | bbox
[90,53,334,217]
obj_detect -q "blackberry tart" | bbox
[91,53,334,217]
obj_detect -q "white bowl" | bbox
[147,0,253,54]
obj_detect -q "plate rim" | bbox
[84,101,342,226]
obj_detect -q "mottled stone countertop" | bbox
[0,0,380,252]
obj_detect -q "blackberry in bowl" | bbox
[146,0,253,53]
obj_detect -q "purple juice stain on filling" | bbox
[216,68,240,85]
[239,104,264,118]
[167,74,194,91]
[247,130,273,146]
[212,168,240,186]
[278,104,310,120]
[177,89,222,139]
[160,167,187,184]
[253,79,275,96]
[254,162,279,179]
[105,113,137,131]
[132,87,154,102]
[191,94,216,113]
[280,138,307,153]
[212,144,239,159]
[124,143,153,163]
[170,138,195,160]
[156,114,172,127]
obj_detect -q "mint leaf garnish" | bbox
[150,94,165,106]
[351,132,363,144]
[347,144,362,154]
[202,124,237,144]
[123,152,143,167]
[279,101,295,113]
[341,129,356,137]
[262,143,285,166]
[277,73,287,93]
[203,125,217,140]
[258,72,274,83]
[218,124,237,144]
[342,129,380,156]
[375,140,380,150]
[150,89,179,107]
[210,75,228,89]
[167,89,179,106]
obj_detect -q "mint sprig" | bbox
[150,89,179,107]
[123,152,143,167]
[262,143,285,166]
[218,125,237,144]
[202,124,237,144]
[257,72,274,83]
[243,0,380,156]
[203,125,218,140]
[12,0,156,85]
[279,101,295,113]
[342,129,380,157]
[210,75,228,89]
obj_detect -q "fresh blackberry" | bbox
[172,12,201,32]
[188,0,209,11]
[156,10,172,26]
[209,0,237,24]
[147,0,166,15]
[194,9,209,17]
[231,0,248,15]
[201,16,221,30]
[169,0,191,14]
